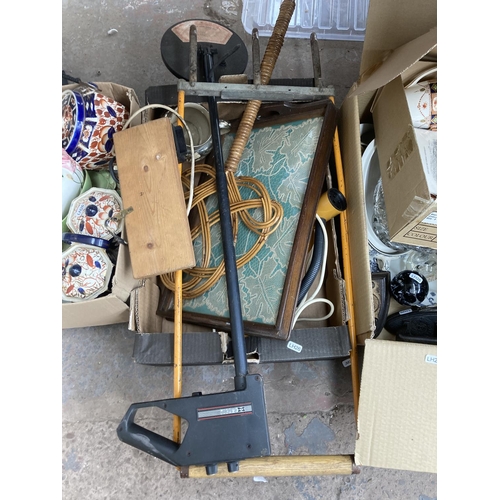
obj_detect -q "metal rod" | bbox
[252,29,261,85]
[177,80,334,100]
[215,43,242,69]
[202,48,248,391]
[189,25,197,87]
[310,33,323,90]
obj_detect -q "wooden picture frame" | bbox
[157,99,337,341]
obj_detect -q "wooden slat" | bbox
[114,119,195,279]
[182,455,357,478]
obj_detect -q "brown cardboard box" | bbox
[128,100,352,363]
[371,34,437,249]
[62,82,143,329]
[347,24,437,250]
[338,0,437,473]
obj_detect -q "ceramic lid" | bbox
[62,90,85,155]
[67,187,124,240]
[62,243,113,302]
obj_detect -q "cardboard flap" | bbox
[129,278,163,334]
[62,82,140,118]
[360,0,437,75]
[62,295,130,328]
[337,97,375,343]
[112,227,143,302]
[348,27,437,100]
[356,340,437,473]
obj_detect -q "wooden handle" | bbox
[173,89,186,444]
[329,96,360,418]
[181,455,357,478]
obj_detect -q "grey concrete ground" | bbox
[62,325,437,499]
[62,1,438,498]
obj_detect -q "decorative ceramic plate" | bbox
[62,243,113,302]
[67,187,124,240]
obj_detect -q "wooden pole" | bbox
[181,455,358,478]
[173,89,185,444]
[329,98,360,418]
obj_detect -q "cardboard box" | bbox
[62,82,143,329]
[338,0,437,473]
[123,90,353,364]
[119,0,437,474]
[356,339,437,473]
[128,159,353,365]
[372,35,437,249]
[348,26,438,250]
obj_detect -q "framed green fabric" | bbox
[158,99,337,341]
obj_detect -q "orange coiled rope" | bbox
[160,164,283,298]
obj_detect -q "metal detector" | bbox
[117,20,271,476]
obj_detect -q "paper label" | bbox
[342,358,351,368]
[414,128,437,196]
[422,211,437,225]
[287,341,302,353]
[409,272,423,283]
[425,354,437,365]
[75,203,86,217]
[399,308,413,315]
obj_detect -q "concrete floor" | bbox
[62,1,438,498]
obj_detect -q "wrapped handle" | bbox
[224,0,296,173]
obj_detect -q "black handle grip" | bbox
[117,403,180,466]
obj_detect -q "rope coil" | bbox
[160,164,283,299]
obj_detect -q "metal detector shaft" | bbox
[203,49,248,391]
[117,22,271,475]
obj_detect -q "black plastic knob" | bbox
[227,461,239,473]
[205,464,218,476]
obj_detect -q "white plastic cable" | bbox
[121,104,197,215]
[291,214,335,329]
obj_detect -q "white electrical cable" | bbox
[120,103,197,215]
[291,214,335,329]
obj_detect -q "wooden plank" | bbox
[114,119,195,279]
[181,455,357,478]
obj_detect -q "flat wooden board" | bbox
[113,119,195,279]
